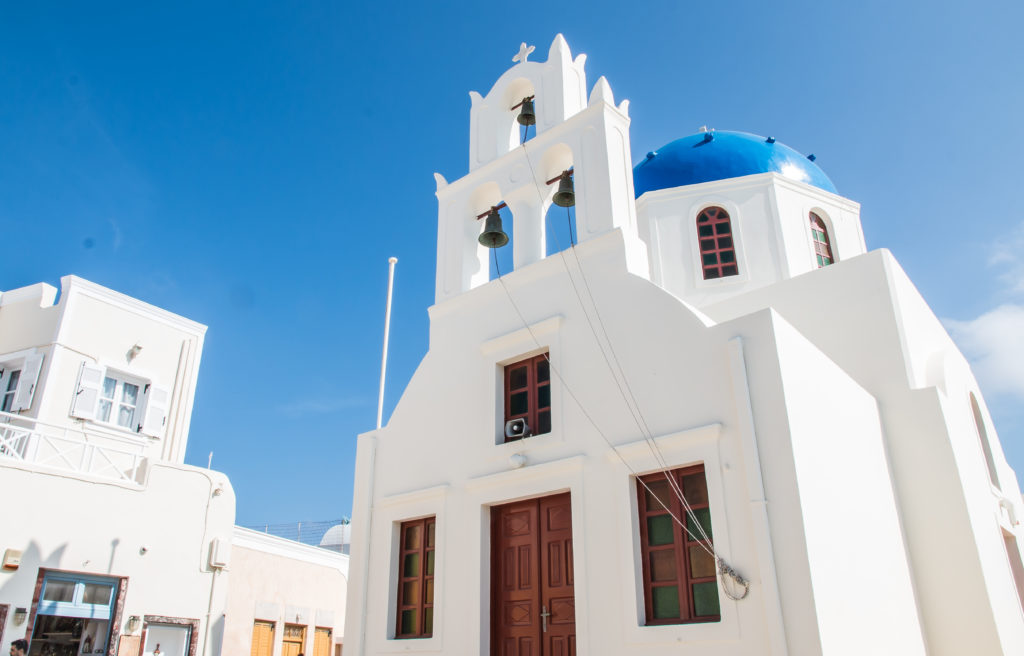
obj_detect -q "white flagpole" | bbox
[377,257,398,429]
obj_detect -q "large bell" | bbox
[478,207,509,248]
[516,97,536,126]
[552,171,575,207]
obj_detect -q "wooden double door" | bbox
[491,492,576,656]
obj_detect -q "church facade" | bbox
[343,36,1024,655]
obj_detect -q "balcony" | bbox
[0,410,147,485]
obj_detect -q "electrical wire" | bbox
[491,247,753,604]
[488,143,751,600]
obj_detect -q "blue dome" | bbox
[633,130,836,196]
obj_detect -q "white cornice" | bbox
[635,172,859,212]
[608,422,723,461]
[61,275,207,336]
[465,454,587,492]
[376,483,450,509]
[231,525,350,577]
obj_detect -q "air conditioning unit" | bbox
[505,418,531,440]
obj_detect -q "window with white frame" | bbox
[70,361,170,438]
[0,349,44,414]
[97,373,142,429]
[1,370,20,413]
[40,574,117,616]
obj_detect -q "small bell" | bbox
[479,207,509,248]
[552,171,575,207]
[517,97,536,126]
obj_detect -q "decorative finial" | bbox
[513,42,535,64]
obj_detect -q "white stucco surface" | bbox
[223,528,348,656]
[0,461,235,654]
[345,34,1024,656]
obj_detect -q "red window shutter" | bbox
[696,207,739,280]
[503,353,551,442]
[809,212,834,267]
[637,464,720,625]
[396,517,436,638]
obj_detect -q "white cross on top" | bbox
[513,42,535,64]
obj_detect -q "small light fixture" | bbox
[127,615,141,632]
[127,344,143,361]
[13,607,27,625]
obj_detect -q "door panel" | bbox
[313,627,331,656]
[492,493,575,656]
[539,494,575,656]
[250,622,273,656]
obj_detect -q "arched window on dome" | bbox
[696,206,738,279]
[970,393,1000,489]
[810,212,834,268]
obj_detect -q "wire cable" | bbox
[494,142,750,599]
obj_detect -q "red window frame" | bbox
[503,353,551,441]
[809,212,834,267]
[636,464,720,625]
[396,517,436,639]
[696,206,738,279]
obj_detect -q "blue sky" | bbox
[2,1,1022,525]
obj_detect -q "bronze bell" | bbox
[479,207,509,248]
[517,97,536,126]
[552,171,575,207]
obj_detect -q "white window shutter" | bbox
[70,362,104,420]
[11,352,43,411]
[140,384,170,438]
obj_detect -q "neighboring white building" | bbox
[343,35,1024,656]
[223,528,348,656]
[0,275,351,656]
[0,275,234,656]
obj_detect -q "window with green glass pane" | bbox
[809,212,834,268]
[636,464,720,625]
[396,516,436,639]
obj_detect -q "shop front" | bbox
[27,572,121,656]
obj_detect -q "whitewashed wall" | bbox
[0,462,235,654]
[223,528,348,656]
[344,228,929,655]
[0,275,205,464]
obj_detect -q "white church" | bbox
[342,35,1024,655]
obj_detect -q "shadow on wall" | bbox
[207,614,224,656]
[0,541,69,639]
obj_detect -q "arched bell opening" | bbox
[970,392,1001,489]
[544,172,577,257]
[502,78,537,149]
[478,202,515,281]
[540,144,576,257]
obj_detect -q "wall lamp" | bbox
[127,615,141,632]
[13,607,27,625]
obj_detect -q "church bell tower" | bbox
[433,34,642,304]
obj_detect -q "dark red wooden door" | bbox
[491,493,576,656]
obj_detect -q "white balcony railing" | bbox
[0,410,146,485]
